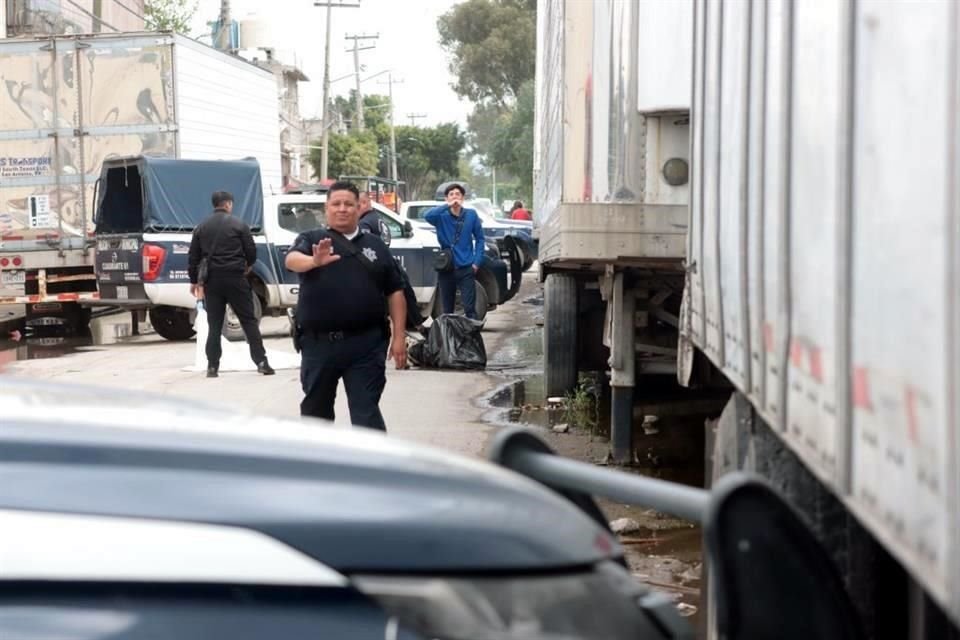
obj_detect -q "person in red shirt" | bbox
[509,200,532,221]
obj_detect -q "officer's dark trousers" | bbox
[204,274,266,367]
[299,326,388,431]
[438,265,477,319]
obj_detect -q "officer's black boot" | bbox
[257,359,275,375]
[206,364,219,378]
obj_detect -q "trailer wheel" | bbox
[149,306,195,341]
[544,273,578,396]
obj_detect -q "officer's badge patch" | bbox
[362,247,378,262]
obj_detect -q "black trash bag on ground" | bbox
[409,314,486,370]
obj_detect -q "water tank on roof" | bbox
[239,17,274,51]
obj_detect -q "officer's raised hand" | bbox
[311,238,341,267]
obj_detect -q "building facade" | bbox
[3,0,146,37]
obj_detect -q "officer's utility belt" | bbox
[294,323,387,350]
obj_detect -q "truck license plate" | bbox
[1,270,25,286]
[116,285,128,300]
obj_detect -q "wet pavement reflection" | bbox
[1,309,146,365]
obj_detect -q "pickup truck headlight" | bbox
[354,561,669,640]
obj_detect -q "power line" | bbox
[344,33,378,132]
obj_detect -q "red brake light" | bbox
[12,256,22,266]
[142,244,167,282]
[0,257,8,267]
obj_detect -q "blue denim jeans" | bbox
[438,265,477,320]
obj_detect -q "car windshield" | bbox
[404,204,435,220]
[278,202,325,234]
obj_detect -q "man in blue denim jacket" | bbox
[424,183,485,320]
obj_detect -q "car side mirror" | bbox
[402,220,414,238]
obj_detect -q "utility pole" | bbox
[216,0,232,51]
[378,73,403,182]
[406,113,426,127]
[314,1,361,181]
[345,33,378,132]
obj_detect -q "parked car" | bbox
[1,376,867,640]
[0,377,689,640]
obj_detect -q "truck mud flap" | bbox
[503,236,523,301]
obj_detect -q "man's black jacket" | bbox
[358,209,391,245]
[188,210,257,283]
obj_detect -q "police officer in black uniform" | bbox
[189,190,273,378]
[285,181,407,431]
[357,192,391,245]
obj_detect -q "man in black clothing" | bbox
[357,193,426,334]
[285,181,407,431]
[357,192,391,245]
[188,191,274,378]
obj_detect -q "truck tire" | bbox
[223,292,263,342]
[149,306,195,341]
[544,273,578,396]
[708,392,886,639]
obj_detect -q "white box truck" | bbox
[0,32,282,329]
[534,0,693,460]
[681,0,959,635]
[535,0,958,634]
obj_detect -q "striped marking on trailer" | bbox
[0,292,100,304]
[903,385,920,446]
[852,367,873,412]
[763,322,775,354]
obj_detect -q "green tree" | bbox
[489,79,534,201]
[144,0,197,34]
[307,131,379,180]
[393,123,467,199]
[332,92,392,135]
[437,0,536,107]
[466,102,505,163]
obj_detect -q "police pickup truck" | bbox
[93,157,518,341]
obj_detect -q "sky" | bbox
[190,0,474,128]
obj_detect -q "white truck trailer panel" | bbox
[173,37,282,199]
[0,33,280,244]
[848,0,958,619]
[685,0,959,623]
[533,0,689,269]
[0,34,179,244]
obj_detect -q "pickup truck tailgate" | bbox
[95,234,148,303]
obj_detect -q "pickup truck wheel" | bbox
[544,273,578,396]
[471,282,489,322]
[223,291,263,342]
[521,249,534,272]
[149,306,195,341]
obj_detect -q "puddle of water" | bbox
[0,311,143,362]
[488,375,560,428]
